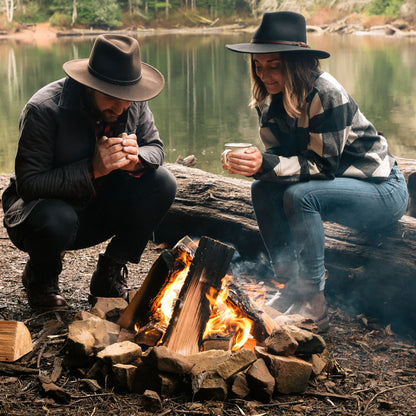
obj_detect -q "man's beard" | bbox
[84,88,125,123]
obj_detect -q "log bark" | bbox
[157,161,416,335]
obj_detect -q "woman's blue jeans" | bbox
[251,164,409,292]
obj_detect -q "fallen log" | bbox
[157,161,416,335]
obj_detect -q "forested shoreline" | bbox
[1,0,416,34]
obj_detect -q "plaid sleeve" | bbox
[127,157,147,178]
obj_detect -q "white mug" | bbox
[221,142,253,167]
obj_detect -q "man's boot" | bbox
[90,254,129,301]
[22,260,68,310]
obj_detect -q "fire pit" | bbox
[66,236,328,403]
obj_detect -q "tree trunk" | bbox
[71,0,77,25]
[5,0,14,23]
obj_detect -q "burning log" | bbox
[119,235,273,355]
[162,236,235,355]
[118,236,198,331]
[227,283,277,343]
[157,162,416,335]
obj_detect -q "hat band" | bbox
[251,39,310,49]
[88,64,142,86]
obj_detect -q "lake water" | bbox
[1,32,415,175]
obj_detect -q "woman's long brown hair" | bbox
[250,53,320,119]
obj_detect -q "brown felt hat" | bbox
[226,11,330,59]
[63,34,164,102]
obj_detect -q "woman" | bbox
[223,11,409,328]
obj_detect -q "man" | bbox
[2,34,177,310]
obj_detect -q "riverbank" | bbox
[1,14,415,47]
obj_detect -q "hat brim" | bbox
[226,43,330,59]
[63,59,165,102]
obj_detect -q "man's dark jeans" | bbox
[6,166,177,279]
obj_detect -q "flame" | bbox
[203,275,253,351]
[156,251,191,327]
[141,249,193,333]
[138,249,256,352]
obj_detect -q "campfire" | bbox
[119,236,268,355]
[65,236,328,403]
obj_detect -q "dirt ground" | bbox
[0,173,415,416]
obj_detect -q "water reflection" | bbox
[0,33,415,175]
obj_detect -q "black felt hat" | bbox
[226,11,330,59]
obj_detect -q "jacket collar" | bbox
[58,77,87,111]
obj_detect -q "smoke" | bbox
[229,249,274,283]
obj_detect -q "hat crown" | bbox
[253,11,307,44]
[88,34,142,86]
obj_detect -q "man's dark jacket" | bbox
[2,77,165,228]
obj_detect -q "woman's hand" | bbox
[222,146,263,177]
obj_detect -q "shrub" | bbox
[367,0,407,16]
[49,12,72,29]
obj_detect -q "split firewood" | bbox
[162,236,235,355]
[96,341,142,365]
[112,363,137,392]
[0,321,33,362]
[118,235,198,330]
